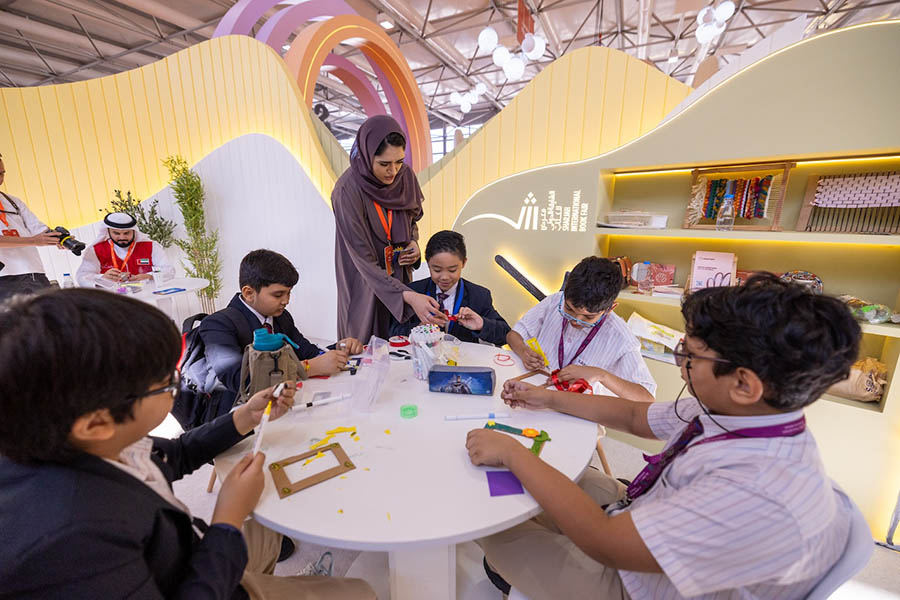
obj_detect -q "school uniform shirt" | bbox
[390,277,512,346]
[0,193,48,276]
[611,397,851,599]
[512,291,656,396]
[75,231,174,287]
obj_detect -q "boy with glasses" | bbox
[0,289,375,599]
[469,273,861,599]
[507,256,656,401]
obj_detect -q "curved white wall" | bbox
[39,134,339,341]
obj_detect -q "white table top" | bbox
[108,277,209,301]
[215,342,598,551]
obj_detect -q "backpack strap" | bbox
[181,313,208,335]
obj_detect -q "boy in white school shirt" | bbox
[506,256,656,401]
[469,273,860,599]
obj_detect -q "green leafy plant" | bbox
[101,189,177,248]
[164,156,222,312]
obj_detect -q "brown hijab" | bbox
[350,116,424,241]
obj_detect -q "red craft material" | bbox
[389,336,410,347]
[550,370,593,394]
[443,309,458,322]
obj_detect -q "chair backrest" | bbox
[805,487,874,599]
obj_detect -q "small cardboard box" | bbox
[428,365,496,395]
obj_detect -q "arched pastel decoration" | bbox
[367,61,409,140]
[322,54,387,117]
[213,0,280,38]
[255,0,354,50]
[284,14,432,171]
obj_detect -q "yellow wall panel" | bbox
[545,57,570,162]
[467,130,485,201]
[663,77,688,117]
[618,61,647,145]
[497,101,518,180]
[599,50,627,153]
[529,68,552,168]
[640,68,668,134]
[442,158,456,233]
[563,50,590,163]
[581,50,608,159]
[0,36,338,228]
[481,118,501,186]
[513,84,535,174]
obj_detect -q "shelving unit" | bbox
[599,157,900,416]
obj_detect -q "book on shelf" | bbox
[652,285,685,298]
[599,211,669,229]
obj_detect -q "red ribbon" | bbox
[550,370,593,394]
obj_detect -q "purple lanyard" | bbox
[557,315,607,369]
[626,415,806,502]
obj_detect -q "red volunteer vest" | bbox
[92,240,155,275]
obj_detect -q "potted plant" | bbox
[164,156,222,314]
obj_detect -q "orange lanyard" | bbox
[109,239,137,272]
[0,194,10,227]
[373,203,393,243]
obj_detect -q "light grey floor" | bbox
[160,415,900,598]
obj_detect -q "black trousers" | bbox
[0,272,52,304]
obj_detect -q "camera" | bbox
[52,226,86,256]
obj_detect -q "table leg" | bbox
[389,544,456,600]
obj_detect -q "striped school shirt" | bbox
[512,291,657,396]
[611,398,851,599]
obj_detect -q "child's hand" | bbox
[455,307,483,331]
[246,382,296,423]
[397,241,420,266]
[337,337,364,354]
[211,452,265,528]
[555,365,601,385]
[516,346,545,371]
[311,349,349,375]
[502,380,552,410]
[466,429,521,467]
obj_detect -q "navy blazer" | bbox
[0,413,250,599]
[390,277,511,346]
[199,293,322,398]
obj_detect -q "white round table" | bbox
[215,342,598,600]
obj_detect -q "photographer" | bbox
[0,153,61,303]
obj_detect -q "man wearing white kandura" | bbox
[76,212,174,288]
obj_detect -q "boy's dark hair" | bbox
[239,249,299,291]
[374,131,406,157]
[425,230,467,262]
[0,289,181,464]
[681,273,860,411]
[563,256,624,313]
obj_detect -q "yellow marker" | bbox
[525,337,549,367]
[384,429,391,435]
[326,426,357,435]
[309,435,335,450]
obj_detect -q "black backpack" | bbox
[174,308,253,430]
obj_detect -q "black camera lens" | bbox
[52,227,87,256]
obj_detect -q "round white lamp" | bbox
[478,27,499,52]
[492,46,510,67]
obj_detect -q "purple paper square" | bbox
[486,471,524,496]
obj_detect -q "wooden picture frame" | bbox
[683,161,795,231]
[269,442,355,499]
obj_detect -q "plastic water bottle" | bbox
[61,273,75,289]
[631,261,653,294]
[716,181,736,231]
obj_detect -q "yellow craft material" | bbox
[303,451,326,466]
[309,435,335,450]
[525,337,549,366]
[327,426,357,435]
[384,429,391,435]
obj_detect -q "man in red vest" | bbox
[76,212,174,287]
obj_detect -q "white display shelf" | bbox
[596,227,900,246]
[618,291,900,339]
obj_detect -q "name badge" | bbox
[1,229,20,237]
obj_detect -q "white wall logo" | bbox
[461,189,588,233]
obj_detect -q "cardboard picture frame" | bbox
[269,443,355,499]
[689,251,738,291]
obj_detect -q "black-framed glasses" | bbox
[673,339,732,368]
[130,370,180,402]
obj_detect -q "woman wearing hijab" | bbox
[333,115,442,340]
